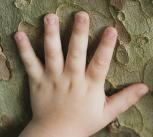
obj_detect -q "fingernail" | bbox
[105,27,118,38]
[45,14,57,25]
[76,15,85,23]
[140,84,149,95]
[15,33,23,41]
[75,12,89,24]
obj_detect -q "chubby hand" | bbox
[15,11,148,137]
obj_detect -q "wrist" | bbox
[19,119,88,137]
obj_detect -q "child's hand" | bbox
[15,11,148,137]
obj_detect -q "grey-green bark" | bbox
[0,0,153,137]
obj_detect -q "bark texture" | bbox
[0,0,153,137]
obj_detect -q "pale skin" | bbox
[14,11,148,137]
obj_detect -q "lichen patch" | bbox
[117,12,125,21]
[115,20,131,44]
[136,35,149,46]
[116,45,129,65]
[110,0,126,10]
[14,0,32,10]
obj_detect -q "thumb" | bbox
[101,83,149,128]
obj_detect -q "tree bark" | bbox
[0,0,153,137]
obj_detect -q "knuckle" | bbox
[24,58,34,68]
[22,53,34,68]
[117,102,130,114]
[46,50,58,59]
[71,51,79,59]
[133,90,143,101]
[45,46,61,59]
[93,57,108,69]
[73,26,85,35]
[45,30,56,37]
[70,49,84,60]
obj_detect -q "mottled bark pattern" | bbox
[110,0,126,10]
[0,0,153,137]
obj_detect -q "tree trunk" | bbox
[0,0,153,137]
